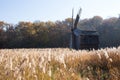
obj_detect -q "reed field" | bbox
[0,47,120,80]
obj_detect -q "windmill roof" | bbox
[73,28,99,36]
[77,25,96,31]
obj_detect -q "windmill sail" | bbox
[70,8,82,49]
[74,8,82,29]
[70,8,74,48]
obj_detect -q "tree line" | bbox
[0,16,120,48]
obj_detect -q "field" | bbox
[0,47,120,80]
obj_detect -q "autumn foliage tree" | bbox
[0,16,120,48]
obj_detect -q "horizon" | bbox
[0,0,120,24]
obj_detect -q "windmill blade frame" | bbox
[70,8,82,49]
[74,8,82,29]
[70,8,74,48]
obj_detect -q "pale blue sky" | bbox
[0,0,120,24]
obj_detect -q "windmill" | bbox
[70,8,82,49]
[70,8,99,50]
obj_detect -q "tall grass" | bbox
[0,47,120,80]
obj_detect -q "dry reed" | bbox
[0,47,120,80]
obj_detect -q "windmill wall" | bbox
[74,30,99,50]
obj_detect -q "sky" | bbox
[0,0,120,24]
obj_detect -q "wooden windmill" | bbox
[70,8,99,50]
